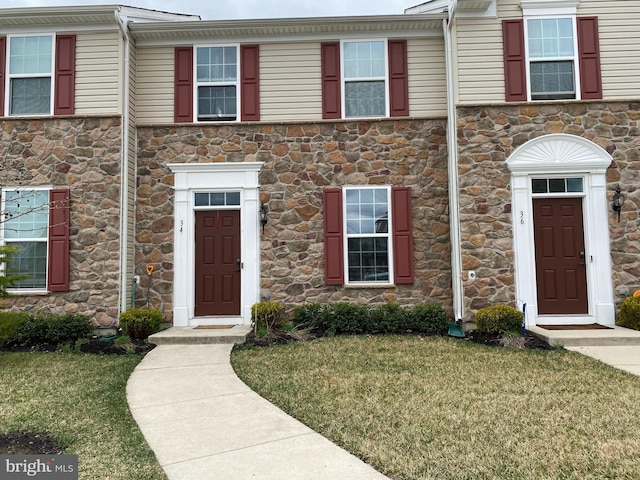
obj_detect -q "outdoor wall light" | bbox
[613,185,624,222]
[259,203,268,233]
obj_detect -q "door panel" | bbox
[533,198,588,315]
[195,210,241,316]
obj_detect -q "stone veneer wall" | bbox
[0,117,123,327]
[136,119,452,319]
[457,101,640,319]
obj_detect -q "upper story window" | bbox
[321,39,409,120]
[196,46,238,121]
[8,35,53,115]
[343,41,387,118]
[526,18,576,100]
[0,34,76,117]
[502,5,602,102]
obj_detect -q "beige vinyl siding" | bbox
[456,18,505,104]
[455,0,520,104]
[408,37,446,117]
[580,0,640,99]
[75,31,120,114]
[260,42,322,122]
[136,46,174,124]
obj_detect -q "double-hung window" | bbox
[343,41,387,118]
[1,188,49,290]
[323,186,414,286]
[526,18,576,100]
[502,5,602,102]
[196,46,238,121]
[8,35,53,115]
[345,187,391,283]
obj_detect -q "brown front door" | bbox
[194,210,241,316]
[533,198,588,315]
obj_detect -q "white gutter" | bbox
[443,0,464,322]
[115,9,131,320]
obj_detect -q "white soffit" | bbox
[520,0,580,16]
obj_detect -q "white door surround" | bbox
[168,162,263,326]
[506,134,614,326]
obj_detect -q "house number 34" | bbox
[180,219,184,233]
[520,211,524,225]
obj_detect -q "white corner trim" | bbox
[521,0,580,16]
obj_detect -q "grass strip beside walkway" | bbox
[0,351,166,480]
[232,335,640,480]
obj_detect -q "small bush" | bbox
[0,312,29,346]
[292,303,330,331]
[475,305,523,335]
[618,296,640,330]
[369,303,408,333]
[328,302,370,335]
[4,313,92,348]
[407,304,449,335]
[119,308,163,340]
[251,301,286,334]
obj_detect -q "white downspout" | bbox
[444,1,464,322]
[115,10,131,320]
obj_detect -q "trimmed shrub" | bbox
[4,313,92,348]
[475,305,523,335]
[292,303,329,331]
[407,304,449,335]
[618,296,640,330]
[119,308,163,340]
[328,302,370,335]
[369,303,408,333]
[251,301,286,333]
[0,312,29,346]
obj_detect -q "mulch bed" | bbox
[0,431,64,455]
[467,331,553,350]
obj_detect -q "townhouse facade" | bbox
[0,0,638,329]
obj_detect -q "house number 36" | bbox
[520,211,524,225]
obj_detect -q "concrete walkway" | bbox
[127,343,390,480]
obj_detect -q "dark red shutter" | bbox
[321,42,341,119]
[577,16,603,100]
[323,188,344,285]
[392,187,414,284]
[388,40,409,117]
[48,189,70,292]
[174,47,193,123]
[240,44,260,121]
[0,37,5,116]
[54,35,75,115]
[502,19,527,102]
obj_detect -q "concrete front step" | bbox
[148,325,251,345]
[528,325,640,347]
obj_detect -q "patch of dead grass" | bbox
[232,335,640,480]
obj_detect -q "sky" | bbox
[2,0,427,20]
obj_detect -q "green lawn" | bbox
[232,335,640,480]
[0,351,166,480]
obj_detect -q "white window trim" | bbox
[193,43,240,123]
[340,39,390,119]
[524,16,581,101]
[1,186,51,293]
[342,185,394,287]
[5,33,56,117]
[521,0,580,17]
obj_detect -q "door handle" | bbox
[579,251,585,265]
[235,258,242,272]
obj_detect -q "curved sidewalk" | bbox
[127,344,390,480]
